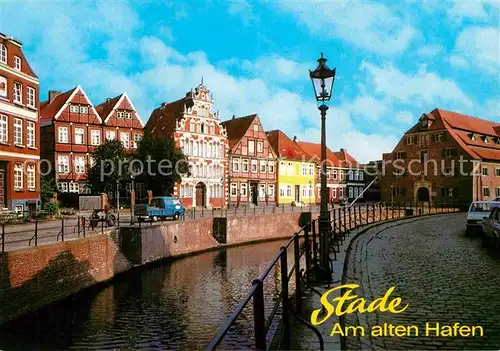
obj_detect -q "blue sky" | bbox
[0,0,499,162]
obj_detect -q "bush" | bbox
[43,202,59,215]
[60,207,76,216]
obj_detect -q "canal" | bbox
[0,239,292,350]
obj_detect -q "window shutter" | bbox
[441,149,446,158]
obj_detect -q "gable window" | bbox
[248,140,255,154]
[106,130,116,140]
[268,161,275,173]
[257,141,263,153]
[260,160,266,173]
[242,159,249,172]
[14,164,23,190]
[432,133,444,142]
[125,112,132,119]
[395,151,407,159]
[75,156,85,174]
[58,126,68,143]
[74,128,84,144]
[27,164,35,191]
[26,121,35,148]
[0,44,6,64]
[120,132,129,148]
[79,105,89,114]
[117,111,124,119]
[253,124,258,132]
[13,82,22,104]
[13,118,22,145]
[14,56,21,71]
[70,105,79,113]
[251,159,258,173]
[406,135,416,145]
[91,130,101,145]
[58,156,69,173]
[0,114,8,143]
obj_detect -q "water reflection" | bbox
[0,239,293,350]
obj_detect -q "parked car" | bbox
[465,201,500,236]
[134,197,185,222]
[482,206,500,248]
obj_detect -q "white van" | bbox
[466,201,500,236]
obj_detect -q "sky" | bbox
[0,0,499,163]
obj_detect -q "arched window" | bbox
[0,44,6,64]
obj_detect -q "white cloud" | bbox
[483,98,500,118]
[395,111,415,125]
[417,44,444,57]
[345,96,389,121]
[360,61,474,108]
[450,26,500,75]
[448,0,488,19]
[274,1,418,55]
[241,54,309,82]
[228,0,259,25]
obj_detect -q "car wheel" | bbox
[174,212,180,221]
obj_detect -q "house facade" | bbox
[0,33,40,212]
[334,148,366,202]
[146,82,228,208]
[222,114,277,206]
[40,87,143,196]
[266,131,316,205]
[380,108,500,206]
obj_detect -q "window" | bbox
[14,164,23,190]
[257,142,263,153]
[57,182,68,193]
[248,140,255,154]
[260,160,266,173]
[230,183,237,196]
[483,187,490,197]
[286,185,292,197]
[440,188,453,197]
[69,182,79,193]
[406,135,416,145]
[251,159,258,173]
[0,115,7,143]
[0,75,7,98]
[442,148,457,158]
[70,105,79,113]
[339,187,344,197]
[482,167,488,176]
[120,132,129,148]
[253,124,258,132]
[14,56,21,71]
[267,184,275,197]
[133,134,142,148]
[279,185,286,197]
[26,121,35,148]
[279,161,286,175]
[117,111,124,119]
[287,162,293,175]
[190,121,195,132]
[70,128,83,145]
[125,112,132,119]
[240,183,247,196]
[340,170,345,180]
[58,126,68,143]
[359,172,364,181]
[0,44,6,64]
[27,165,35,191]
[13,82,22,104]
[302,163,308,176]
[75,156,85,174]
[496,188,500,197]
[395,151,407,159]
[91,130,101,145]
[27,87,35,108]
[242,159,249,172]
[420,150,428,163]
[354,187,359,198]
[268,161,275,173]
[79,105,88,114]
[13,118,22,145]
[392,187,406,197]
[358,187,364,198]
[496,169,500,177]
[333,169,338,180]
[433,133,444,142]
[349,187,353,198]
[196,122,201,133]
[309,164,314,176]
[106,130,116,140]
[332,188,337,198]
[259,184,266,197]
[58,156,69,173]
[232,158,240,172]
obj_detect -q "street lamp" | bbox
[130,174,135,225]
[310,53,336,278]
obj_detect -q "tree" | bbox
[135,131,189,196]
[87,139,131,194]
[40,175,57,204]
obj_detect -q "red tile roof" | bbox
[333,149,362,169]
[265,130,313,162]
[296,141,342,167]
[95,94,123,120]
[146,97,188,135]
[39,87,77,122]
[221,114,256,148]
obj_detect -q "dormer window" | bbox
[420,114,429,129]
[496,137,500,145]
[483,135,488,143]
[469,133,476,141]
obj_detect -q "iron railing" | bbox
[206,200,462,350]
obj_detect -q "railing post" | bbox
[1,223,4,252]
[366,204,369,224]
[348,206,352,230]
[252,279,266,351]
[304,221,311,277]
[35,220,38,246]
[385,202,388,220]
[280,248,290,350]
[61,217,65,242]
[378,203,381,222]
[77,216,81,238]
[83,217,86,238]
[312,220,318,266]
[343,206,347,232]
[254,206,256,216]
[293,234,302,314]
[332,208,337,241]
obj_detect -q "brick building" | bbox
[334,148,366,202]
[381,108,500,206]
[146,82,228,208]
[0,33,40,212]
[363,160,382,202]
[222,114,277,207]
[40,87,143,196]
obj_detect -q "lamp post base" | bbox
[317,210,332,282]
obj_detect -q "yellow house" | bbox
[266,130,316,204]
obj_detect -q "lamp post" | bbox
[390,184,394,208]
[130,175,135,225]
[309,53,336,278]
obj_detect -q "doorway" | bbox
[250,182,258,205]
[295,185,300,203]
[417,187,430,202]
[195,182,206,207]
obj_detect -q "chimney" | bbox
[293,136,297,142]
[340,148,345,152]
[106,98,111,103]
[232,114,235,120]
[161,102,167,107]
[48,90,62,103]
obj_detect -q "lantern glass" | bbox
[309,53,336,107]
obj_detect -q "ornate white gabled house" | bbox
[146,82,229,208]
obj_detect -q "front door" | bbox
[295,185,300,203]
[250,183,258,205]
[195,183,206,207]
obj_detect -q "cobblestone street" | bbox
[344,213,500,350]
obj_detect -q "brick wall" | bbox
[0,235,131,325]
